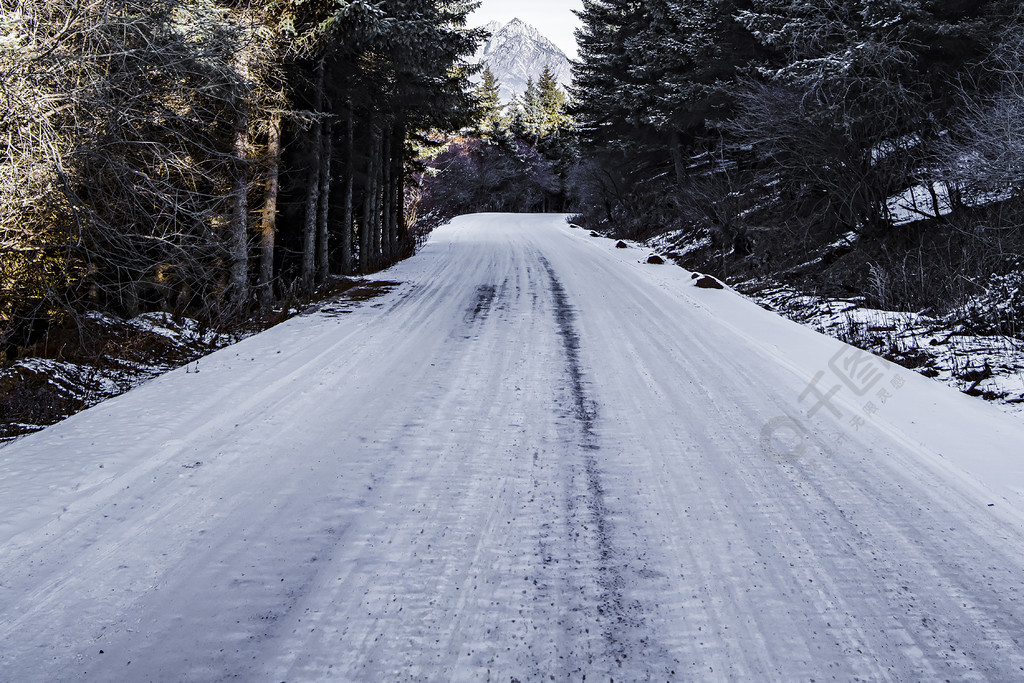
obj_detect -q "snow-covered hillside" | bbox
[3,214,1024,680]
[473,18,572,102]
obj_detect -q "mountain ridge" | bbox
[472,18,572,103]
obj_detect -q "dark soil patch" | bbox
[339,280,403,302]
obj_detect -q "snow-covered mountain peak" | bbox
[473,18,572,103]
[502,18,542,40]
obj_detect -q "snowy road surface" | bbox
[4,214,1024,681]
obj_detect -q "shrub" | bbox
[956,269,1024,338]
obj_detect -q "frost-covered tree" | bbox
[537,66,569,135]
[622,1,761,179]
[940,10,1024,202]
[0,0,485,357]
[473,65,506,137]
[515,77,543,142]
[571,0,642,152]
[732,0,1014,235]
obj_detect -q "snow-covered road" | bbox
[4,214,1024,681]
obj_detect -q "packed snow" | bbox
[3,214,1024,680]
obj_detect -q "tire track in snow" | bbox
[561,236,1024,678]
[466,284,498,324]
[538,255,644,665]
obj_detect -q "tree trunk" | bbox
[228,54,251,312]
[389,131,401,258]
[945,180,964,212]
[259,113,281,309]
[381,126,393,265]
[669,129,686,189]
[341,101,354,276]
[394,120,407,254]
[301,61,324,292]
[360,128,379,274]
[316,122,332,284]
[371,131,384,268]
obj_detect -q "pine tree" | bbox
[571,0,642,152]
[520,77,543,143]
[536,65,569,137]
[0,0,487,337]
[473,65,505,138]
[732,0,1013,234]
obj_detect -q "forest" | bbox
[563,0,1024,333]
[417,64,575,222]
[418,0,1024,343]
[0,0,482,360]
[5,0,1024,395]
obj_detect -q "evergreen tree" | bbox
[732,0,1015,234]
[625,1,763,179]
[0,0,487,348]
[473,65,505,138]
[571,0,642,152]
[537,65,569,137]
[519,77,543,143]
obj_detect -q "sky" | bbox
[470,0,583,59]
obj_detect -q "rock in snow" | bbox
[694,274,725,289]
